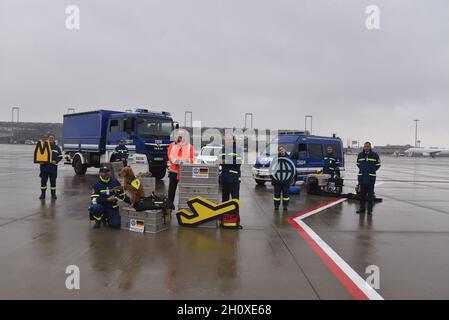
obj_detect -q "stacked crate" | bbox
[120,207,170,233]
[140,177,156,194]
[178,163,220,228]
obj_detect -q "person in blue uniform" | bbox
[356,142,381,215]
[323,146,340,177]
[39,134,63,200]
[219,133,243,202]
[112,138,129,167]
[272,146,293,210]
[89,166,131,229]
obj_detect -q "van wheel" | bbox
[73,156,87,176]
[255,179,266,185]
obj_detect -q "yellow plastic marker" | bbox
[176,196,240,227]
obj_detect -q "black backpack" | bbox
[133,192,175,211]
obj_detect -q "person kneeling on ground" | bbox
[89,166,131,229]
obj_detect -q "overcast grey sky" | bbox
[1,0,448,147]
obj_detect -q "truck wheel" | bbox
[306,177,319,194]
[73,156,87,176]
[255,179,266,186]
[150,166,166,180]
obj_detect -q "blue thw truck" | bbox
[63,109,178,179]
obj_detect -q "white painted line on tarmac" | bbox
[288,199,384,300]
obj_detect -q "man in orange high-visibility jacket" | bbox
[167,130,195,205]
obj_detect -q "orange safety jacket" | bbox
[167,141,195,179]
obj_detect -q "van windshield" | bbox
[261,142,296,156]
[137,118,173,138]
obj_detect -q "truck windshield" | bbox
[137,118,173,138]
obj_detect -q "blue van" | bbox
[252,131,345,185]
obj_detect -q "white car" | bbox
[197,145,223,164]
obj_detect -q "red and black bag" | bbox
[221,213,242,229]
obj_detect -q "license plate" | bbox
[153,157,163,161]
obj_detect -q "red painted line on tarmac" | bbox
[289,198,344,220]
[288,198,376,300]
[288,216,369,300]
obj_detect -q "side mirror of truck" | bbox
[174,122,179,130]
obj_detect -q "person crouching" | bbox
[89,166,131,229]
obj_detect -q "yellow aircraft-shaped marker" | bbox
[176,196,240,227]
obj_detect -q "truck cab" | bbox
[63,109,178,179]
[252,131,345,185]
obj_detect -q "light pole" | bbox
[305,115,313,134]
[184,111,193,127]
[413,119,420,148]
[244,113,253,129]
[11,106,19,122]
[11,107,19,143]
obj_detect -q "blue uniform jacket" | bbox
[219,145,242,184]
[323,153,340,174]
[113,145,129,161]
[40,144,63,173]
[91,177,130,209]
[357,151,381,185]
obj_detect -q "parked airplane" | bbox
[404,147,449,158]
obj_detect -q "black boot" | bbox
[94,220,101,229]
[51,190,57,200]
[39,190,46,200]
[356,208,366,214]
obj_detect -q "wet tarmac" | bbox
[1,144,449,299]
